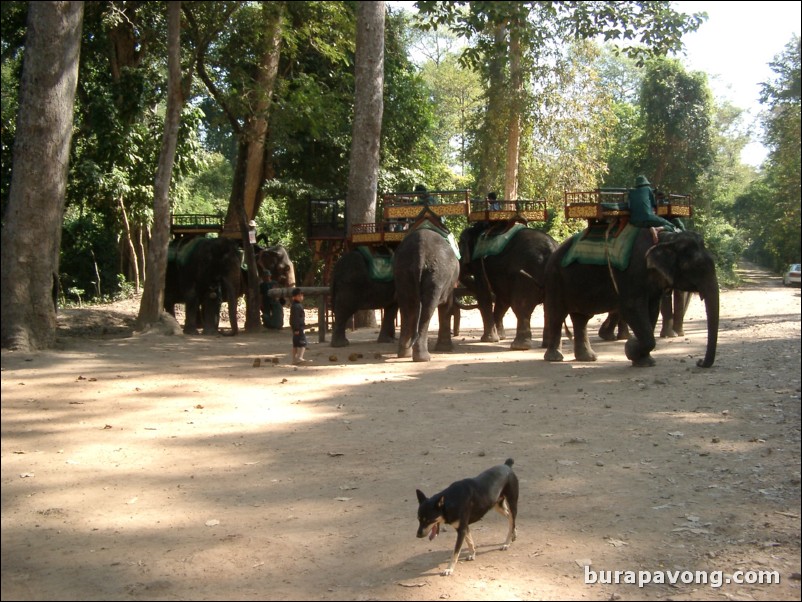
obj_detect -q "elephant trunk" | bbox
[697,278,719,368]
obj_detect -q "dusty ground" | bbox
[1,262,800,601]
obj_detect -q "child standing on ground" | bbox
[290,287,311,365]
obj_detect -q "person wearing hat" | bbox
[627,175,679,232]
[259,269,283,329]
[247,220,258,245]
[289,287,311,364]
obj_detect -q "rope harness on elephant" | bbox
[604,221,621,296]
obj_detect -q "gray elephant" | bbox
[394,227,461,362]
[257,244,296,289]
[458,222,557,350]
[330,246,398,347]
[164,236,242,335]
[543,228,719,367]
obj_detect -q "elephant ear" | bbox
[645,239,677,288]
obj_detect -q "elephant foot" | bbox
[480,333,500,343]
[631,355,656,367]
[413,353,432,362]
[377,334,396,344]
[509,338,532,351]
[331,338,350,348]
[575,348,598,362]
[434,340,453,352]
[183,328,200,336]
[598,331,617,342]
[625,339,655,366]
[398,346,412,359]
[544,348,564,362]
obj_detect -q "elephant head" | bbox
[646,231,719,367]
[257,245,296,289]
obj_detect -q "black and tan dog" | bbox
[415,458,518,576]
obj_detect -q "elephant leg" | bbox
[543,306,566,362]
[183,296,201,335]
[434,303,454,353]
[659,292,675,338]
[397,310,415,358]
[494,302,508,340]
[624,303,658,367]
[598,312,619,341]
[377,305,397,344]
[509,300,534,351]
[413,292,442,361]
[672,290,690,336]
[331,306,352,347]
[478,294,499,342]
[571,313,597,362]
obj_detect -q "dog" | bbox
[415,458,518,576]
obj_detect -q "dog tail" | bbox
[505,458,514,468]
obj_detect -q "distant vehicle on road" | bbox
[782,263,801,286]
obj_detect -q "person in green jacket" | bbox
[628,175,679,232]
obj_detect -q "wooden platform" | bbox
[468,199,547,223]
[564,189,692,221]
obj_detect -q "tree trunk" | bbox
[241,3,283,222]
[118,195,141,293]
[346,1,384,329]
[504,27,522,201]
[1,1,83,351]
[136,1,182,331]
[346,1,384,234]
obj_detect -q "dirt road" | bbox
[1,262,800,601]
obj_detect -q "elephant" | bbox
[458,222,557,350]
[164,236,243,335]
[543,228,719,367]
[394,227,461,362]
[256,244,296,289]
[330,246,398,347]
[598,289,692,341]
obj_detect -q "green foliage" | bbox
[60,206,124,300]
[693,212,747,287]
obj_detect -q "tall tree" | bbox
[346,1,385,233]
[636,57,715,201]
[417,0,705,197]
[135,1,183,332]
[1,1,84,350]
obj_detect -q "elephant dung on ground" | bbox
[330,247,398,347]
[394,227,460,362]
[164,236,242,335]
[543,228,719,367]
[459,222,557,350]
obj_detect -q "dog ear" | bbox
[416,489,427,504]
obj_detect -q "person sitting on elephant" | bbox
[259,270,284,329]
[487,191,501,211]
[413,184,438,205]
[628,176,679,234]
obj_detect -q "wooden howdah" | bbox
[564,188,693,222]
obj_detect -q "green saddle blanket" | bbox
[356,246,394,282]
[561,222,640,270]
[412,221,461,260]
[472,222,525,261]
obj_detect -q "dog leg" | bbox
[495,499,517,549]
[442,526,467,576]
[464,527,476,561]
